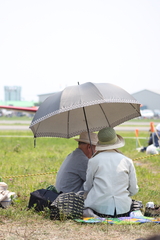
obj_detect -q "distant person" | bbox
[148,123,160,147]
[83,127,139,218]
[141,123,160,152]
[55,132,98,193]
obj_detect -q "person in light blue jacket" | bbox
[83,127,139,218]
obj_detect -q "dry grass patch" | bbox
[0,219,160,240]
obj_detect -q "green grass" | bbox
[0,116,33,121]
[0,130,160,240]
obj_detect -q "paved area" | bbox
[0,120,151,131]
[0,125,31,130]
[0,120,152,125]
[0,120,31,124]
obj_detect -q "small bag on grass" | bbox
[50,191,84,220]
[0,182,17,208]
[28,187,60,211]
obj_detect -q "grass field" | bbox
[0,127,160,240]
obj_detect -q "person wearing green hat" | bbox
[83,127,139,218]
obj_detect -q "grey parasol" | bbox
[29,82,141,139]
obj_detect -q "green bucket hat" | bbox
[96,127,125,151]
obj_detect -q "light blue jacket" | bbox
[84,150,139,215]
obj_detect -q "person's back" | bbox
[55,132,98,193]
[153,123,160,147]
[84,150,138,216]
[148,123,160,147]
[55,148,89,193]
[84,127,139,217]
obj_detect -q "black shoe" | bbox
[140,147,147,152]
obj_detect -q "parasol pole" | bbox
[82,106,94,156]
[78,82,94,155]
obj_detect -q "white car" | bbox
[154,109,160,118]
[140,109,154,118]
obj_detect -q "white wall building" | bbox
[132,89,160,111]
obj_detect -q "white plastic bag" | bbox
[0,182,16,208]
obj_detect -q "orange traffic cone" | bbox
[150,122,155,145]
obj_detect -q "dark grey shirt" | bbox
[55,148,89,193]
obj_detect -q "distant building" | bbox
[37,89,160,112]
[132,89,160,111]
[4,86,21,101]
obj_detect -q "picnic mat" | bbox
[75,216,160,224]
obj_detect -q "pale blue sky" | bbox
[0,0,160,101]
